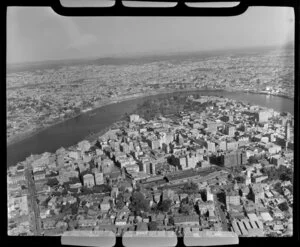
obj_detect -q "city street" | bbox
[214,194,229,231]
[25,167,42,235]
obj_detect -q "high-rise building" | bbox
[226,190,240,210]
[94,172,104,185]
[219,141,227,151]
[186,152,199,169]
[258,110,272,123]
[225,125,235,137]
[83,174,95,188]
[206,187,214,202]
[150,162,156,175]
[251,184,265,204]
[141,161,151,174]
[227,141,239,151]
[162,143,170,154]
[221,151,247,167]
[207,141,216,153]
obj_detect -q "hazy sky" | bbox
[7,6,294,64]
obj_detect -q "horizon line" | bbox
[7,42,294,67]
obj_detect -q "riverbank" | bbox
[7,89,294,168]
[6,88,217,146]
[6,87,294,147]
[243,90,294,100]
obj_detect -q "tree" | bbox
[168,216,174,226]
[93,184,111,193]
[278,165,293,182]
[266,167,279,181]
[61,189,68,196]
[274,182,283,194]
[119,185,126,193]
[227,174,233,181]
[116,193,125,210]
[280,173,292,181]
[61,202,71,214]
[148,221,158,231]
[157,199,172,212]
[248,156,258,164]
[69,177,80,184]
[179,203,192,215]
[129,191,150,214]
[52,191,62,197]
[47,178,59,187]
[182,182,198,195]
[68,219,78,230]
[278,202,289,212]
[81,186,93,195]
[70,203,79,215]
[260,167,267,175]
[235,176,245,183]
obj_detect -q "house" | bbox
[94,172,104,185]
[173,194,180,206]
[226,189,240,210]
[128,216,135,224]
[109,167,123,183]
[115,217,127,226]
[55,221,68,230]
[272,224,284,231]
[40,208,50,219]
[156,214,165,225]
[111,187,119,199]
[143,218,150,223]
[10,172,26,185]
[153,192,161,203]
[78,219,97,228]
[100,197,111,212]
[136,216,143,223]
[83,173,95,188]
[251,184,265,203]
[174,215,200,226]
[260,212,273,222]
[272,210,284,220]
[197,201,215,215]
[42,219,56,230]
[33,170,46,181]
[162,189,175,201]
[179,193,188,201]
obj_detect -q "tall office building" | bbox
[221,150,247,168]
[258,110,272,123]
[225,125,235,137]
[207,141,216,153]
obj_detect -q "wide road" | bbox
[25,167,42,235]
[214,194,229,231]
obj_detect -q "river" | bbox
[7,90,294,167]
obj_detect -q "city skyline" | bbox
[7,6,294,64]
[6,5,294,237]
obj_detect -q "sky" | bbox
[7,6,294,64]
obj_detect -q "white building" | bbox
[83,174,95,188]
[130,114,140,122]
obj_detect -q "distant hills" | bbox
[7,44,294,74]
